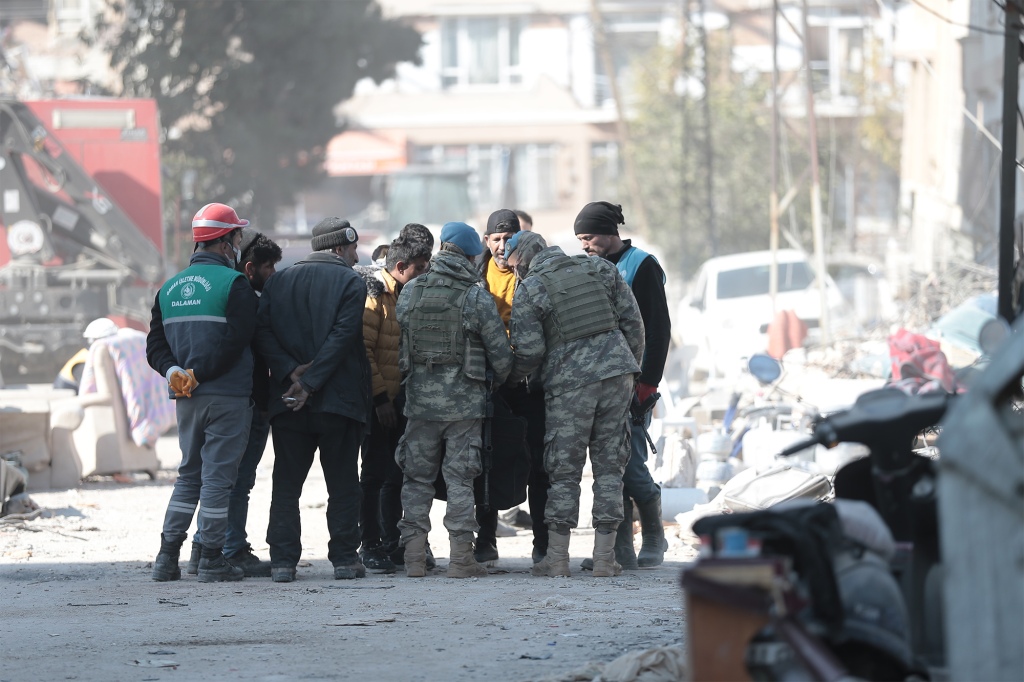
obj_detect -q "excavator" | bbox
[0,99,164,382]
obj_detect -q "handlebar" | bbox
[776,387,953,470]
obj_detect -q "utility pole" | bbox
[998,2,1020,323]
[589,0,650,238]
[680,0,691,252]
[697,0,718,255]
[769,0,780,311]
[801,0,829,343]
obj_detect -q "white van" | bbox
[679,249,853,380]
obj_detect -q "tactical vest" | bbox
[405,272,484,377]
[158,264,242,322]
[532,254,617,347]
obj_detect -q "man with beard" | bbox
[575,202,671,569]
[474,208,549,566]
[187,229,282,578]
[505,231,645,577]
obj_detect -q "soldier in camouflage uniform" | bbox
[505,231,645,577]
[395,222,513,578]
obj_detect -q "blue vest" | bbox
[616,246,666,287]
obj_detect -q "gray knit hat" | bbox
[311,217,358,251]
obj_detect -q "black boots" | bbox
[198,546,245,583]
[359,544,397,574]
[226,547,273,577]
[152,534,183,582]
[188,542,269,578]
[635,493,667,568]
[474,541,499,564]
[186,541,201,575]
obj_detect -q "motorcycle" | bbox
[683,317,1023,680]
[687,385,948,678]
[692,355,819,498]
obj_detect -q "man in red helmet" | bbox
[147,202,259,583]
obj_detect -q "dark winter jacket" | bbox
[254,251,371,424]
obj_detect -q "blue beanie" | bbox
[439,221,483,257]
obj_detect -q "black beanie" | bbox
[573,201,624,236]
[311,217,358,251]
[485,208,521,235]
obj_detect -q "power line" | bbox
[908,0,1013,37]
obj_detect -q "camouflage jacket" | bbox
[508,247,645,396]
[397,249,513,421]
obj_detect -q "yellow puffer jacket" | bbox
[357,266,401,403]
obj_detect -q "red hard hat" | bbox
[191,203,249,242]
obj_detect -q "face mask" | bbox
[232,245,242,265]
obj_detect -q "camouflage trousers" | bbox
[397,418,482,544]
[543,373,633,532]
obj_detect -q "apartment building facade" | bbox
[894,0,1016,273]
[324,0,681,236]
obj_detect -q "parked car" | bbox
[678,249,854,381]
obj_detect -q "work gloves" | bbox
[636,382,658,405]
[165,366,199,398]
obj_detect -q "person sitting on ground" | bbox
[78,318,176,465]
[53,318,119,392]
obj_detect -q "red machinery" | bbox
[0,98,164,381]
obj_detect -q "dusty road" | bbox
[1,436,694,682]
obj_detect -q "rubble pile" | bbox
[891,261,996,332]
[800,260,997,379]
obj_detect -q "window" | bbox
[54,0,91,35]
[514,144,556,210]
[836,28,864,97]
[716,262,815,300]
[807,26,830,95]
[411,143,558,211]
[593,14,661,106]
[591,142,620,202]
[806,23,866,99]
[441,17,522,88]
